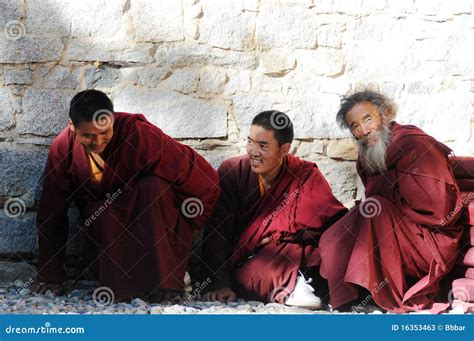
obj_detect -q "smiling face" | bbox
[246,125,290,178]
[345,101,392,174]
[346,102,388,145]
[69,119,113,154]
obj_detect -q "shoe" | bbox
[285,273,322,309]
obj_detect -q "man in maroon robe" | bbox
[319,90,464,313]
[202,111,347,307]
[31,90,220,300]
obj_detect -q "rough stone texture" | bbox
[314,157,358,205]
[0,0,22,29]
[129,0,184,42]
[198,67,227,94]
[85,66,121,89]
[41,65,81,89]
[4,68,33,85]
[256,4,319,49]
[0,212,37,254]
[0,36,63,63]
[18,89,73,136]
[112,88,227,138]
[0,89,14,131]
[0,261,36,285]
[67,39,154,64]
[167,68,200,94]
[0,0,472,263]
[327,139,358,161]
[261,51,296,76]
[25,0,125,37]
[199,0,256,50]
[0,149,48,208]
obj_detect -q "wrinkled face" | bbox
[246,125,290,176]
[346,102,387,146]
[69,119,114,154]
[346,101,392,174]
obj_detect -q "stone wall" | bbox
[0,0,472,257]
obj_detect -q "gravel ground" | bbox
[1,278,468,315]
[0,278,375,315]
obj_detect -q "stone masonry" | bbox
[0,0,472,278]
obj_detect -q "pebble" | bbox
[131,298,148,307]
[150,306,164,314]
[13,280,24,288]
[44,290,55,299]
[19,288,30,296]
[68,289,85,299]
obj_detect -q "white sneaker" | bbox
[285,273,322,309]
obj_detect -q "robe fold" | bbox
[37,112,220,297]
[202,154,347,303]
[319,122,464,313]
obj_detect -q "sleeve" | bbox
[201,161,239,290]
[395,141,461,227]
[36,144,73,284]
[129,120,221,231]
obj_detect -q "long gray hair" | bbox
[336,90,397,129]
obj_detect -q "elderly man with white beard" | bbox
[318,90,464,313]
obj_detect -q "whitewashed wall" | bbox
[0,0,472,254]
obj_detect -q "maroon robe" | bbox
[37,112,220,298]
[202,154,347,303]
[319,122,464,313]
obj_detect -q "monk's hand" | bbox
[30,281,63,296]
[202,287,237,303]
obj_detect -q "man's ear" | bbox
[280,143,291,157]
[68,119,75,132]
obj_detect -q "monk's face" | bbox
[345,102,390,145]
[247,125,290,176]
[346,101,392,174]
[69,119,114,154]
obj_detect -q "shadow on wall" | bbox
[0,0,245,283]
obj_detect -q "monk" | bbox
[31,90,220,300]
[319,90,464,313]
[201,111,347,308]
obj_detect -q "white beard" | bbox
[357,124,392,175]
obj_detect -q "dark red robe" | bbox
[202,154,347,303]
[319,122,464,313]
[37,112,220,298]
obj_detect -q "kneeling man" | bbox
[202,111,347,308]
